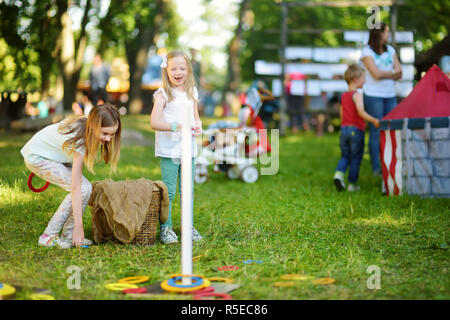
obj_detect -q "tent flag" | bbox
[380,129,403,196]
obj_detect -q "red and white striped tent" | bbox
[380,65,450,197]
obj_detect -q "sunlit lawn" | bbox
[0,115,449,300]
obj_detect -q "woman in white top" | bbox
[150,50,203,244]
[360,22,402,175]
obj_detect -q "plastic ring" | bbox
[27,173,50,193]
[208,277,233,283]
[274,281,295,287]
[312,278,336,285]
[280,274,314,281]
[0,283,16,299]
[30,293,56,300]
[194,292,232,300]
[161,279,211,293]
[161,280,204,293]
[118,276,150,284]
[189,286,215,295]
[243,260,263,264]
[169,273,205,280]
[105,283,139,291]
[217,265,239,271]
[167,276,203,288]
[122,287,148,294]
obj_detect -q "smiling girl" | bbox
[21,103,121,248]
[150,50,203,244]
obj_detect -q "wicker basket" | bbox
[132,185,161,246]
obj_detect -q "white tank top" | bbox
[154,87,198,158]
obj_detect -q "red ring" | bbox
[194,292,232,300]
[27,173,50,193]
[217,265,239,271]
[189,286,214,295]
[122,287,148,294]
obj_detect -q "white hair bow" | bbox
[160,56,168,69]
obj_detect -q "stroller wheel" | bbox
[195,174,208,184]
[194,165,208,184]
[227,166,240,180]
[241,166,259,183]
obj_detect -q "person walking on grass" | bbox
[333,64,380,192]
[150,50,203,244]
[21,104,121,248]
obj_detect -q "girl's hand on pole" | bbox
[193,121,202,136]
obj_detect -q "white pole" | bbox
[181,103,193,285]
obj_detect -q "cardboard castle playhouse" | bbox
[380,65,450,198]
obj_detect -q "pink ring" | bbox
[122,287,148,294]
[217,265,239,271]
[189,286,214,295]
[194,292,232,300]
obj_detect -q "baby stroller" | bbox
[194,123,260,184]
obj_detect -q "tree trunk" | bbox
[414,35,450,80]
[127,27,154,114]
[224,0,251,95]
[55,0,90,110]
[127,0,165,114]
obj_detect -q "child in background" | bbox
[333,64,380,192]
[21,104,121,248]
[150,50,203,244]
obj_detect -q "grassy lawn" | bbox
[0,114,449,300]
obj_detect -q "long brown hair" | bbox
[161,50,197,102]
[368,22,388,55]
[59,103,121,173]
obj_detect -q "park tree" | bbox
[0,1,39,92]
[224,0,251,94]
[0,0,103,109]
[97,0,179,114]
[399,0,450,78]
[25,1,62,96]
[0,0,178,113]
[236,0,448,84]
[54,0,92,111]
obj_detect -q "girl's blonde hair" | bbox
[161,50,197,102]
[59,103,121,173]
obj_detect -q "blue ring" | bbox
[167,276,204,288]
[244,259,263,264]
[0,283,3,289]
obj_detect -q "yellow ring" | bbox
[30,294,56,300]
[280,274,314,281]
[169,273,205,280]
[274,281,295,287]
[0,283,16,299]
[105,283,139,291]
[118,276,150,284]
[161,279,210,293]
[208,277,233,283]
[192,255,202,262]
[312,277,336,285]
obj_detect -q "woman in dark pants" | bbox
[360,22,402,175]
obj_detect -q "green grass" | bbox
[1,114,449,300]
